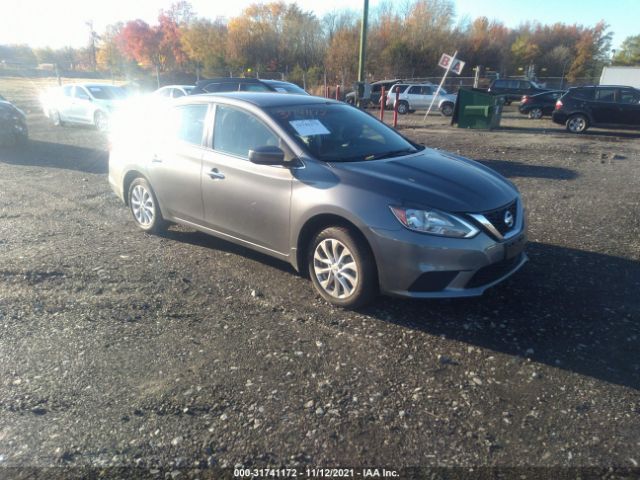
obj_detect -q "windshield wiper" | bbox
[364,148,417,161]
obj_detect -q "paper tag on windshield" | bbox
[289,119,330,136]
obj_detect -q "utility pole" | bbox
[357,0,369,83]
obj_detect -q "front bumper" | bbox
[368,223,528,299]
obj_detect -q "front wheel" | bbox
[308,226,377,308]
[94,111,109,132]
[50,110,63,127]
[440,103,454,116]
[128,178,166,233]
[566,114,588,133]
[528,108,543,119]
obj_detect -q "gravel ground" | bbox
[0,89,639,478]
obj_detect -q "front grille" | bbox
[466,253,523,289]
[483,201,517,236]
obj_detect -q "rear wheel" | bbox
[528,107,543,119]
[396,101,409,115]
[307,226,377,308]
[566,114,588,133]
[127,178,166,234]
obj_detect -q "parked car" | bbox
[152,85,194,99]
[386,83,457,116]
[552,85,640,133]
[345,79,403,107]
[518,90,565,119]
[41,83,128,131]
[262,80,309,95]
[0,95,28,146]
[190,78,277,94]
[109,92,527,308]
[487,79,550,104]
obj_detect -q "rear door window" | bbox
[204,83,238,93]
[570,88,595,100]
[595,88,616,102]
[493,80,507,88]
[240,83,271,92]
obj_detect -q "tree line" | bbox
[1,0,636,88]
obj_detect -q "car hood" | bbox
[328,149,517,213]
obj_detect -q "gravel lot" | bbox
[1,79,639,477]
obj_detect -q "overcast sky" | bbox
[1,0,636,50]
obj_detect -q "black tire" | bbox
[50,110,64,127]
[127,177,167,234]
[397,101,409,115]
[94,111,109,132]
[307,226,377,308]
[440,102,454,117]
[566,114,589,133]
[504,100,512,106]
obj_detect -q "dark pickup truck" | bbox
[487,79,550,104]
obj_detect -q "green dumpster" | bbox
[451,88,504,129]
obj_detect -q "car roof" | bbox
[570,85,638,89]
[72,83,122,88]
[371,79,403,85]
[185,91,339,108]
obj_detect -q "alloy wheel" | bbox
[529,108,543,119]
[130,184,155,227]
[313,238,359,299]
[567,115,587,133]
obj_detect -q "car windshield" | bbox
[86,85,127,100]
[267,103,422,162]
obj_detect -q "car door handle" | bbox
[208,168,225,180]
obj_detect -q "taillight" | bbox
[555,99,563,110]
[521,95,529,103]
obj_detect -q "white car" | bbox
[151,85,194,100]
[386,83,457,116]
[42,83,127,131]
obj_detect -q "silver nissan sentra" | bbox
[109,92,527,308]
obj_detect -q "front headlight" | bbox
[390,206,479,238]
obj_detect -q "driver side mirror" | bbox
[248,145,285,165]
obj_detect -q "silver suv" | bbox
[109,93,526,308]
[386,83,457,116]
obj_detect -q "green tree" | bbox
[181,18,228,77]
[613,34,640,65]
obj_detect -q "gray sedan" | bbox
[109,93,527,308]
